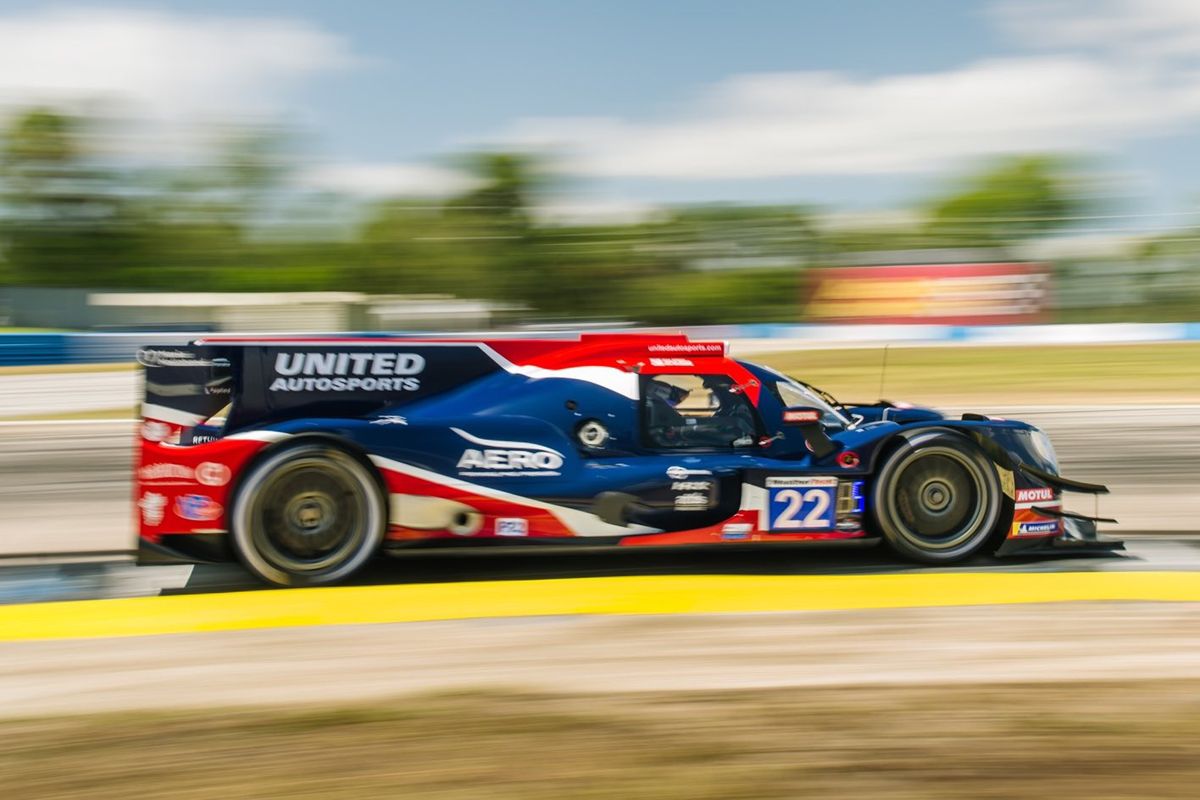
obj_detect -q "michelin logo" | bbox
[270,352,425,392]
[453,428,564,477]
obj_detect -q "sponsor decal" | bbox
[721,523,752,541]
[137,349,229,368]
[137,461,231,487]
[195,462,232,487]
[674,493,710,509]
[453,428,564,477]
[671,481,711,492]
[370,415,409,425]
[191,433,219,444]
[666,465,713,480]
[765,476,837,489]
[577,420,609,448]
[1016,487,1055,503]
[269,352,425,393]
[646,342,725,355]
[782,409,821,424]
[495,518,529,537]
[141,420,173,443]
[174,494,223,522]
[138,463,194,483]
[648,358,694,367]
[1018,521,1059,535]
[138,491,167,526]
[836,450,861,469]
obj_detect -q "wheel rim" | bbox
[886,446,991,551]
[249,456,369,574]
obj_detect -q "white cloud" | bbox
[487,1,1200,181]
[297,162,478,198]
[994,0,1200,57]
[0,6,351,121]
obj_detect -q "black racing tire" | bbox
[230,442,386,587]
[871,430,1004,564]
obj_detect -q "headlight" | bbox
[1028,428,1058,470]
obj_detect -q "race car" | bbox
[134,333,1119,586]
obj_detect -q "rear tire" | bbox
[230,442,386,586]
[872,431,1004,564]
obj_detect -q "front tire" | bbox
[872,431,1004,564]
[230,442,386,586]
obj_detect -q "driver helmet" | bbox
[646,379,690,407]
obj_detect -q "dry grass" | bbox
[0,362,134,376]
[754,342,1200,405]
[3,681,1199,799]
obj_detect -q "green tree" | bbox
[924,155,1093,246]
[0,108,147,286]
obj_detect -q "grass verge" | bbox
[3,681,1198,799]
[0,342,1198,407]
[0,362,134,377]
[753,342,1200,405]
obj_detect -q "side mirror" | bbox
[781,406,838,458]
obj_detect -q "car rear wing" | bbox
[138,346,234,442]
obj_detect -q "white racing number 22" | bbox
[764,477,838,531]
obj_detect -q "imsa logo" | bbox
[452,427,564,477]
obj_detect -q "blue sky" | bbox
[1,1,1198,222]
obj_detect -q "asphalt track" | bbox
[3,602,1199,719]
[1,404,1196,559]
[0,402,1197,718]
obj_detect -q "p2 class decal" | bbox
[495,518,529,536]
[762,476,839,532]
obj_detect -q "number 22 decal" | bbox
[764,479,837,531]
[773,488,831,529]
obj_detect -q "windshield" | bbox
[772,378,852,428]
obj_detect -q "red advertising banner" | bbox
[805,262,1050,324]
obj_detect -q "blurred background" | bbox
[0,0,1198,336]
[3,3,1200,798]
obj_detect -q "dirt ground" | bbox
[3,679,1199,799]
[5,603,1200,717]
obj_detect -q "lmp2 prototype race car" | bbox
[134,333,1118,586]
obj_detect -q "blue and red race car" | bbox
[134,333,1118,585]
